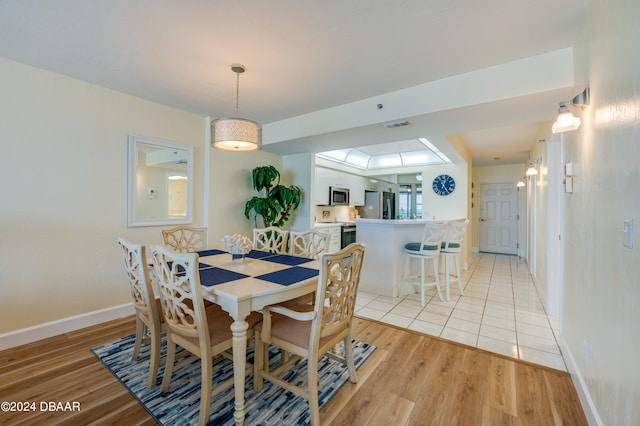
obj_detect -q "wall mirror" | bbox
[127,134,193,227]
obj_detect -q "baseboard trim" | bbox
[0,303,135,351]
[558,336,603,425]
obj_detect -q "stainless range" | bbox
[340,223,356,248]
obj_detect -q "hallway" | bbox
[355,253,566,371]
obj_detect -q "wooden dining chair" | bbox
[117,237,164,388]
[279,229,330,359]
[283,229,329,306]
[253,243,366,426]
[252,226,289,254]
[403,220,450,305]
[289,229,330,259]
[150,245,260,426]
[161,225,208,253]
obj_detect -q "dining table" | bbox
[192,248,320,425]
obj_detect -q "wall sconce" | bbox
[552,88,590,134]
[525,157,541,176]
[516,179,525,187]
[525,162,538,176]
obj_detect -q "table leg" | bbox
[231,318,248,425]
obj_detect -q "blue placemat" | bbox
[167,261,210,274]
[261,254,313,266]
[255,267,319,286]
[245,250,277,259]
[197,249,227,257]
[199,267,249,287]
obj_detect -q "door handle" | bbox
[480,218,486,222]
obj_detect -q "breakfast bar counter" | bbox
[355,218,432,297]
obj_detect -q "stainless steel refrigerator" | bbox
[359,191,396,219]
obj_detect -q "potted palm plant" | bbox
[244,165,301,227]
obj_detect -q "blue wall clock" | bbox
[432,174,455,196]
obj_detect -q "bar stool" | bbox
[440,218,469,300]
[403,221,449,306]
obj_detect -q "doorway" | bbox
[398,183,422,219]
[479,183,519,255]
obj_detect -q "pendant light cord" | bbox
[235,71,240,117]
[229,63,246,118]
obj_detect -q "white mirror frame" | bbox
[127,134,194,227]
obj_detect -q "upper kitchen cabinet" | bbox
[315,166,347,205]
[314,166,328,204]
[314,165,397,206]
[315,166,369,206]
[346,173,366,206]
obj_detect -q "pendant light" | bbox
[211,64,262,151]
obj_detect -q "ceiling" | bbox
[317,139,451,170]
[0,0,587,166]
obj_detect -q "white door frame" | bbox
[527,173,537,277]
[546,137,564,322]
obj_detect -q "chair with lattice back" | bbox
[161,225,207,253]
[403,221,450,305]
[254,243,366,426]
[440,218,470,299]
[282,229,329,308]
[252,226,289,254]
[289,229,329,259]
[150,245,260,425]
[118,237,164,388]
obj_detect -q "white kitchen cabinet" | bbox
[314,223,341,252]
[315,166,350,205]
[348,174,366,206]
[314,167,330,205]
[314,166,353,205]
[314,164,398,207]
[316,166,372,206]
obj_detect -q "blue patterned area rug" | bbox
[91,334,375,425]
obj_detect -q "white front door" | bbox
[479,183,518,255]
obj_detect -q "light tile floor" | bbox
[355,252,567,371]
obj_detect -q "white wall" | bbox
[558,0,640,424]
[420,163,468,222]
[0,57,279,334]
[283,153,314,231]
[0,58,201,332]
[206,149,283,248]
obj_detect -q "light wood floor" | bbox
[0,315,587,425]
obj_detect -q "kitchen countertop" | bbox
[317,219,435,227]
[314,222,342,228]
[355,218,433,225]
[314,221,356,227]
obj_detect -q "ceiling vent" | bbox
[383,119,410,129]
